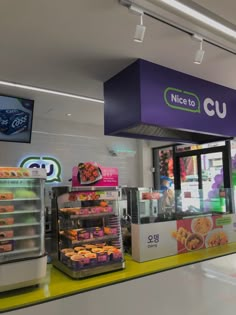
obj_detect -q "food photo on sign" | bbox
[71,162,118,187]
[77,162,102,185]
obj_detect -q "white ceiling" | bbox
[0,0,236,126]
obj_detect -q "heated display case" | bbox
[52,186,125,279]
[131,187,236,263]
[0,167,47,292]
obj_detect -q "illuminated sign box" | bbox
[19,156,61,183]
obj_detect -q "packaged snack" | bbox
[85,253,97,265]
[71,255,90,270]
[91,227,104,238]
[0,192,14,200]
[0,240,13,252]
[64,252,75,267]
[0,205,14,213]
[0,109,30,135]
[107,206,113,213]
[97,251,108,263]
[104,227,118,235]
[108,249,122,261]
[0,218,14,226]
[77,229,90,240]
[79,208,89,215]
[100,207,109,213]
[0,230,14,239]
[60,249,74,264]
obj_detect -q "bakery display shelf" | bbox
[53,259,125,279]
[59,211,116,220]
[0,234,40,242]
[0,198,40,202]
[60,232,119,245]
[0,210,40,215]
[0,222,40,229]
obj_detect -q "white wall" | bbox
[0,117,172,194]
[0,118,140,206]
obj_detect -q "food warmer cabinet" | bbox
[51,186,125,279]
[0,167,47,292]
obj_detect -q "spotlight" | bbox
[192,35,205,64]
[129,5,146,43]
[134,15,146,43]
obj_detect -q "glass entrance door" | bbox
[174,143,233,214]
[176,155,202,212]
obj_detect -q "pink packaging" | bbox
[0,240,13,252]
[79,208,89,215]
[104,227,118,235]
[77,229,90,240]
[0,217,14,226]
[91,227,104,238]
[90,207,101,214]
[0,230,14,239]
[97,252,108,263]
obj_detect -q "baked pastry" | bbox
[61,248,74,254]
[74,246,85,252]
[84,244,97,250]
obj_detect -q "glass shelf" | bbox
[0,198,40,202]
[60,232,119,245]
[0,210,40,215]
[0,222,40,229]
[59,211,116,220]
[0,235,40,242]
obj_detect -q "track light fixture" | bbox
[129,5,146,43]
[193,35,205,64]
[134,14,146,43]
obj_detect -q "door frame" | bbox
[173,141,233,213]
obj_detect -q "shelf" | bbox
[59,211,116,220]
[0,222,40,229]
[0,247,40,261]
[0,198,40,202]
[53,259,125,279]
[0,210,41,215]
[60,233,119,245]
[0,234,40,242]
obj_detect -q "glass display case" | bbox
[131,187,233,225]
[52,186,125,279]
[131,187,236,263]
[0,167,47,292]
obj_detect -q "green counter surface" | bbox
[1,243,236,313]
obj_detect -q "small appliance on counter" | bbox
[0,167,47,292]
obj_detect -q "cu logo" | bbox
[203,97,227,119]
[19,156,61,183]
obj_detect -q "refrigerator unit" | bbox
[0,167,47,292]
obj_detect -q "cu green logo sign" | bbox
[19,156,62,183]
